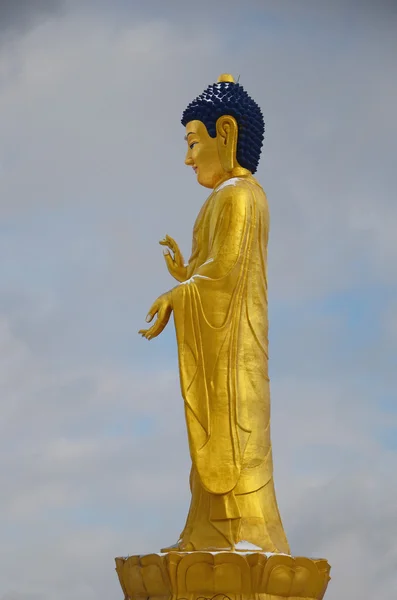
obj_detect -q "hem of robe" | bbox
[178,466,290,554]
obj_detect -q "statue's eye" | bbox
[189,142,197,150]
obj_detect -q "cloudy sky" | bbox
[0,1,396,599]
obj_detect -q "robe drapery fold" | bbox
[171,176,289,552]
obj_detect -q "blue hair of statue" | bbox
[181,81,265,174]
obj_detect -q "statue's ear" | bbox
[216,115,238,172]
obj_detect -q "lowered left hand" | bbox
[139,292,173,340]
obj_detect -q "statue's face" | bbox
[184,120,225,189]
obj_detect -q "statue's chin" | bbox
[197,177,212,189]
[195,171,218,189]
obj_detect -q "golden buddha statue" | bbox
[139,74,290,554]
[116,73,331,600]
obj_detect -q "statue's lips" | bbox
[193,166,198,174]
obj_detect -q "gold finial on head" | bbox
[217,73,235,83]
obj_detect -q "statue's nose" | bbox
[185,153,193,166]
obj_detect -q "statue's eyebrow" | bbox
[184,132,196,141]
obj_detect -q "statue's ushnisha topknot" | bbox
[181,74,265,174]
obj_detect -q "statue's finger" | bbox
[164,252,176,271]
[145,301,159,322]
[147,322,163,340]
[143,329,154,340]
[166,235,177,251]
[149,309,170,338]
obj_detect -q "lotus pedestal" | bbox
[115,551,331,600]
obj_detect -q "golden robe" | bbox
[171,175,289,553]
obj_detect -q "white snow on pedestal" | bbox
[129,549,293,559]
[234,540,262,551]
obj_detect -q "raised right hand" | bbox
[159,234,188,282]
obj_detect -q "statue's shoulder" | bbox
[213,176,266,209]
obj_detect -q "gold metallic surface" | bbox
[139,100,288,553]
[217,73,235,83]
[128,74,331,599]
[115,552,331,600]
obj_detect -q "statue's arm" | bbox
[193,186,251,281]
